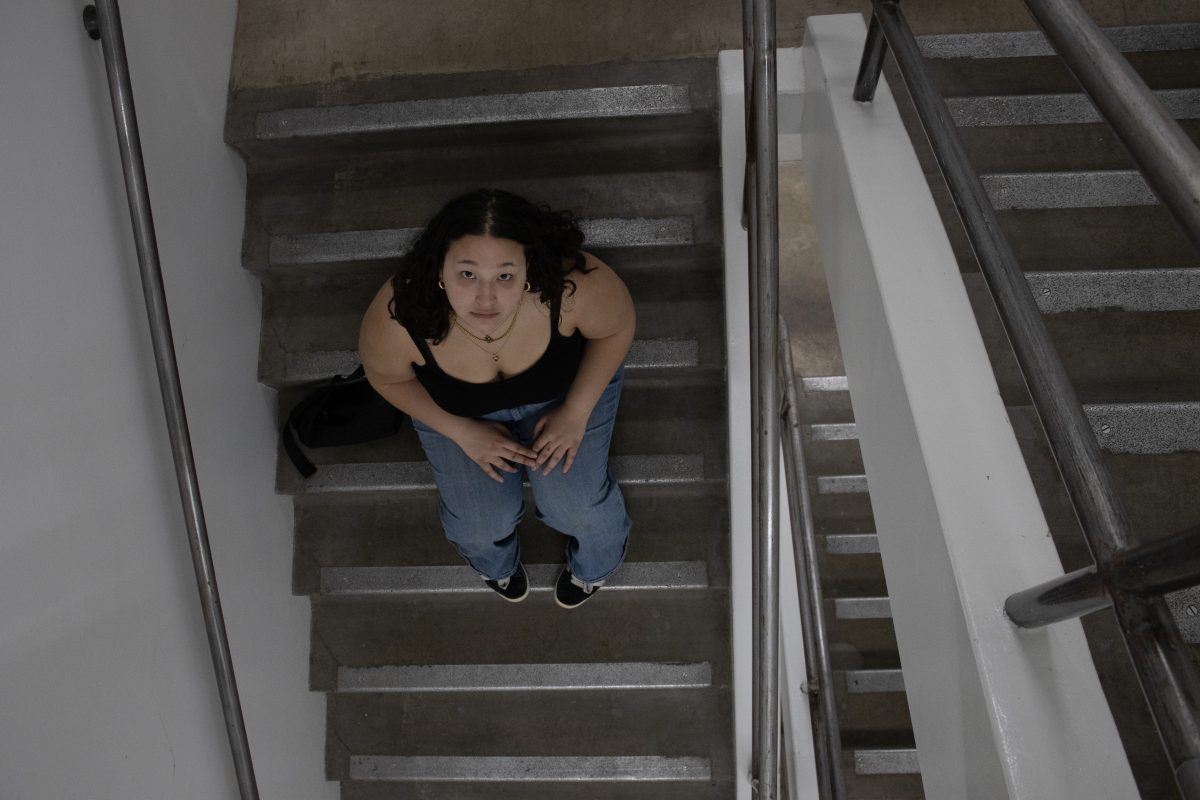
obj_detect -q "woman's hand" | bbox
[532,404,590,475]
[453,420,538,483]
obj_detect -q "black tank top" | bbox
[411,302,585,418]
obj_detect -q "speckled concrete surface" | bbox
[229,0,1200,90]
[779,160,845,379]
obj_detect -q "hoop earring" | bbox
[438,280,445,290]
[524,281,532,292]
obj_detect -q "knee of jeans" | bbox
[537,479,626,537]
[440,500,523,546]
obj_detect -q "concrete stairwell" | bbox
[783,20,1199,800]
[885,19,1199,800]
[225,60,736,797]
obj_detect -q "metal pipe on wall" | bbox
[747,0,781,795]
[82,3,260,798]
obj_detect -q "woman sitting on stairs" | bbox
[359,188,635,609]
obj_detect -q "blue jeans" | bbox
[412,366,631,584]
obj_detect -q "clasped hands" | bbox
[453,404,590,483]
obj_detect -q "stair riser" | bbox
[923,37,1200,97]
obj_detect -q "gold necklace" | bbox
[451,291,524,344]
[450,293,525,363]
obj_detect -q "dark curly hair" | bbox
[388,188,591,343]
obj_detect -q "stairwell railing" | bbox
[853,1,1200,797]
[82,3,260,798]
[742,0,782,797]
[777,318,847,800]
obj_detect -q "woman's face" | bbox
[440,234,529,335]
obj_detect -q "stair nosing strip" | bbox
[809,422,858,442]
[917,23,1200,60]
[801,375,848,393]
[982,169,1159,210]
[949,88,1200,127]
[1083,401,1200,454]
[853,748,920,776]
[256,83,694,140]
[349,754,713,782]
[844,668,906,694]
[337,661,713,692]
[834,596,892,620]
[825,533,880,555]
[321,560,710,595]
[1024,267,1200,313]
[816,474,868,495]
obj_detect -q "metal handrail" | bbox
[1020,0,1200,250]
[853,2,1200,797]
[778,318,847,800]
[82,3,260,798]
[742,0,782,797]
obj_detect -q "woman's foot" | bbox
[485,562,529,602]
[555,567,601,609]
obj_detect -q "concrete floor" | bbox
[229,0,1199,90]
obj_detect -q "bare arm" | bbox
[532,256,636,473]
[358,281,537,481]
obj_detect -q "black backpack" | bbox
[281,365,404,478]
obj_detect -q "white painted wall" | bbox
[801,14,1137,799]
[0,3,333,798]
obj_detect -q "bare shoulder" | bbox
[562,252,635,338]
[358,279,420,384]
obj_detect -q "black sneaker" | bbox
[555,567,601,609]
[485,562,529,603]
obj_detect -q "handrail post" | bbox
[83,4,260,798]
[853,8,890,102]
[746,0,780,796]
[779,318,846,800]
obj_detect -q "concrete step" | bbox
[997,199,1200,273]
[276,376,727,487]
[292,483,728,594]
[325,688,730,779]
[309,590,731,689]
[843,754,925,800]
[244,168,722,272]
[974,311,1200,407]
[836,668,913,747]
[274,337,704,385]
[959,120,1200,173]
[320,560,709,596]
[259,264,726,386]
[266,215,698,269]
[226,58,719,165]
